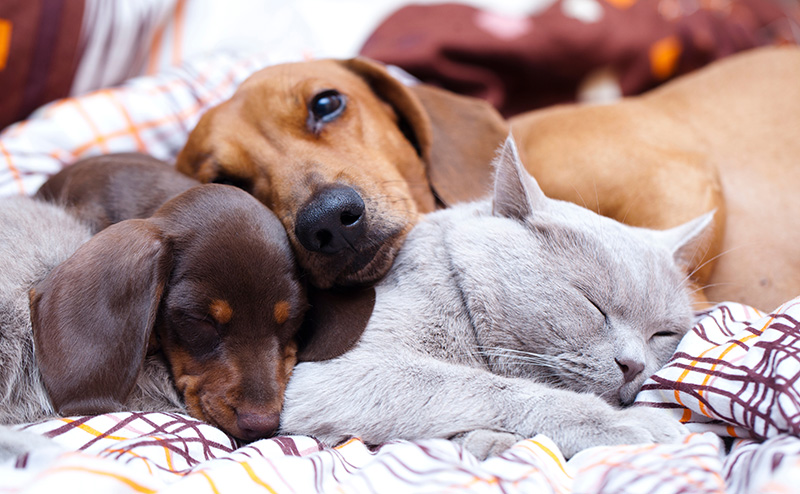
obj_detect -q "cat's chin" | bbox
[617,382,643,406]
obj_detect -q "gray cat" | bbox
[279,136,713,459]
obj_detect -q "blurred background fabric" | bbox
[359,0,800,117]
[0,0,319,130]
[1,0,796,129]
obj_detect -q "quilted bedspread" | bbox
[1,298,799,494]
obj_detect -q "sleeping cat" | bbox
[279,136,713,459]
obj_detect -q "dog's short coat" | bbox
[0,184,307,442]
[510,46,800,310]
[178,47,800,310]
[175,58,509,289]
[35,153,200,233]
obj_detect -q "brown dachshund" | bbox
[175,57,508,289]
[32,153,375,364]
[15,184,308,441]
[35,153,201,233]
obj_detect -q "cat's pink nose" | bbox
[616,358,644,383]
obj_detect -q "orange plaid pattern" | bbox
[0,49,290,197]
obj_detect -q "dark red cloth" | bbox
[0,0,85,129]
[360,0,800,117]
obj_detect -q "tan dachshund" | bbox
[175,58,508,289]
[510,46,800,311]
[177,47,799,311]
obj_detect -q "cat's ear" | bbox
[492,135,548,220]
[655,211,716,270]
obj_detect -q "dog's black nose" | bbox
[295,185,366,254]
[236,412,280,441]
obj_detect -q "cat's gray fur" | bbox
[279,137,712,459]
[0,197,182,425]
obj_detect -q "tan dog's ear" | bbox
[30,220,171,416]
[295,286,375,362]
[410,84,509,205]
[340,57,508,206]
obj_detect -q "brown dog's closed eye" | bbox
[28,184,307,441]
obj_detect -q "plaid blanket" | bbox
[2,298,799,493]
[0,48,310,197]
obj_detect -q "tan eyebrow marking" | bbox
[209,299,233,325]
[274,300,291,325]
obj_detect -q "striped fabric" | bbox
[636,298,800,440]
[3,297,800,493]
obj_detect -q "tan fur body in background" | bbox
[511,46,800,310]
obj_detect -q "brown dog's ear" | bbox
[340,57,508,206]
[30,220,171,416]
[295,286,375,362]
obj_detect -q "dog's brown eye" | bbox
[309,90,346,123]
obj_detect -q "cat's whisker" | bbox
[477,346,551,356]
[476,346,565,371]
[478,353,561,368]
[570,183,589,209]
[593,179,601,216]
[620,189,647,225]
[682,244,748,285]
[477,350,558,362]
[687,282,736,296]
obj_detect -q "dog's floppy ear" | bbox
[295,286,375,362]
[30,220,171,416]
[340,57,508,206]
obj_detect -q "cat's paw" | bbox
[616,406,688,444]
[0,425,65,461]
[451,429,524,460]
[563,405,688,458]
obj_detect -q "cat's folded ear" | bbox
[492,134,548,221]
[655,210,716,271]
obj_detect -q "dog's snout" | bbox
[295,185,366,254]
[236,411,281,441]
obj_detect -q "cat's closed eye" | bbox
[651,330,680,339]
[585,297,607,319]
